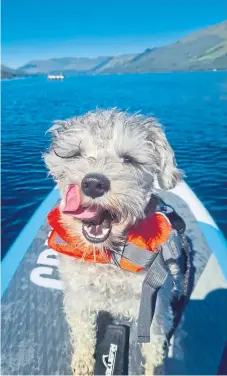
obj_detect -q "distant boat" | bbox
[47,74,64,80]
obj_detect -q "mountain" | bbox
[95,54,137,73]
[1,65,25,79]
[20,56,112,75]
[20,54,137,75]
[99,20,227,73]
[6,20,227,77]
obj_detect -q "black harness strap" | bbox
[137,251,168,343]
[137,229,183,343]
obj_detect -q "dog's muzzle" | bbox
[60,184,115,243]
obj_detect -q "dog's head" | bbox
[44,109,182,249]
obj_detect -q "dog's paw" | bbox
[142,339,168,376]
[144,363,165,376]
[71,357,95,376]
[143,358,166,376]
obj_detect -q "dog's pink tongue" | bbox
[60,185,98,220]
[61,185,81,212]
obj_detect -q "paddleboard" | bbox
[1,182,227,375]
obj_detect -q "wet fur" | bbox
[44,109,183,375]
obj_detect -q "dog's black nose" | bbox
[81,174,110,198]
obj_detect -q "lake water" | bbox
[1,72,227,258]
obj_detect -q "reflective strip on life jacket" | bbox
[117,212,172,272]
[110,242,157,272]
[48,229,111,263]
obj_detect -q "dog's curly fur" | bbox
[44,108,183,375]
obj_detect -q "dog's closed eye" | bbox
[120,154,144,166]
[53,148,82,159]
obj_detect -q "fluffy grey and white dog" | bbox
[44,108,182,375]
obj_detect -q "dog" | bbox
[44,108,183,375]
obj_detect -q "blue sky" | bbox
[2,0,227,68]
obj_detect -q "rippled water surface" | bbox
[2,72,227,257]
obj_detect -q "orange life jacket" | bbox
[47,207,172,273]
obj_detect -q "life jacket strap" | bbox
[110,242,157,269]
[137,230,182,343]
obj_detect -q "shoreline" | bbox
[1,69,227,81]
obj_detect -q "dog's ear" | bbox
[46,120,69,140]
[43,120,72,177]
[146,120,183,190]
